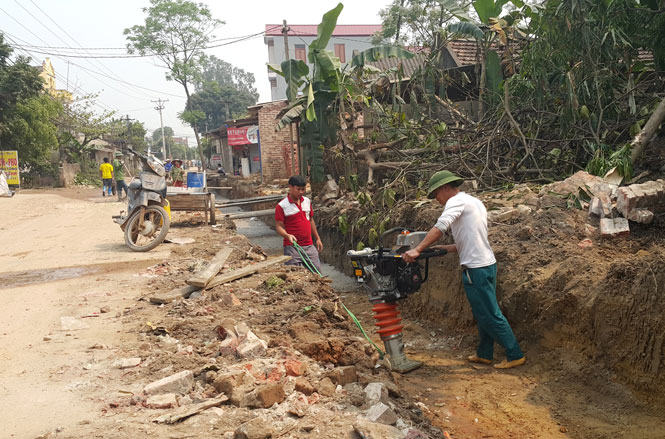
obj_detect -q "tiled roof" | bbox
[447,40,482,66]
[265,24,382,37]
[367,53,428,79]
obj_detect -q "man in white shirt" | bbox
[403,170,525,369]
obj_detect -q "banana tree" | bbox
[445,0,538,113]
[270,2,414,185]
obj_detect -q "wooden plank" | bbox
[223,209,274,219]
[205,255,291,290]
[149,285,200,304]
[186,247,233,288]
[153,395,228,424]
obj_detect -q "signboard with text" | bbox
[0,150,19,185]
[227,125,259,146]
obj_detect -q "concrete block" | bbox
[627,208,654,224]
[364,382,388,406]
[366,402,398,425]
[236,331,268,359]
[588,197,611,217]
[146,393,177,409]
[353,419,403,439]
[616,187,637,217]
[144,370,194,395]
[326,366,357,386]
[600,217,630,238]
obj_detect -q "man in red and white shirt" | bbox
[275,176,323,271]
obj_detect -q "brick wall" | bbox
[258,101,299,182]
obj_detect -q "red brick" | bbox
[285,359,307,377]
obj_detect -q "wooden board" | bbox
[205,255,291,290]
[149,285,200,304]
[186,247,232,288]
[153,395,228,424]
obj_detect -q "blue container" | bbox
[186,172,204,188]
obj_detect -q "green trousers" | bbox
[462,263,523,361]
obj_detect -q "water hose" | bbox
[292,242,384,358]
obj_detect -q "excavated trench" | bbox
[219,179,665,438]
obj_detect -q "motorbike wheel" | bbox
[124,205,170,252]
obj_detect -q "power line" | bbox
[20,0,155,101]
[5,25,284,52]
[4,31,186,99]
[3,27,275,59]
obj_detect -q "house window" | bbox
[295,44,306,62]
[334,44,346,63]
[269,77,277,88]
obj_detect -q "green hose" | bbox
[292,242,384,358]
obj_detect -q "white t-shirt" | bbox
[434,192,496,268]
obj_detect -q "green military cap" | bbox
[427,170,463,199]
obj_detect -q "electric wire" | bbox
[18,0,157,101]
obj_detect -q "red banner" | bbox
[227,125,259,146]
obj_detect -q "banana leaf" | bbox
[350,46,415,68]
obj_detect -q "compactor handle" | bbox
[415,248,447,260]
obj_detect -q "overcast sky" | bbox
[0,0,389,142]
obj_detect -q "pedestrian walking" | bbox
[99,157,114,197]
[275,176,323,272]
[113,151,128,201]
[402,170,526,369]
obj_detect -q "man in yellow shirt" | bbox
[99,157,114,197]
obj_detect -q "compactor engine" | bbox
[347,228,446,373]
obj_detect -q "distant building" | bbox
[264,24,381,101]
[38,58,72,101]
[172,137,189,147]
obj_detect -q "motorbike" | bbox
[112,148,171,252]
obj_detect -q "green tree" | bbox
[56,95,115,162]
[125,0,223,168]
[187,80,258,133]
[152,125,175,158]
[198,55,259,98]
[0,33,61,178]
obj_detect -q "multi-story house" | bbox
[264,24,382,101]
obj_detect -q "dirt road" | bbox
[0,189,168,437]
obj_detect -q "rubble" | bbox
[364,382,388,406]
[233,417,273,439]
[366,402,399,425]
[326,365,357,386]
[236,331,268,359]
[600,217,630,238]
[146,393,177,409]
[144,370,194,395]
[113,357,141,369]
[353,418,403,438]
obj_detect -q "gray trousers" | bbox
[283,245,322,272]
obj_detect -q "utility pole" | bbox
[282,19,296,177]
[121,114,135,150]
[152,98,169,160]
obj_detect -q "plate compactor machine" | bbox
[347,228,446,373]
